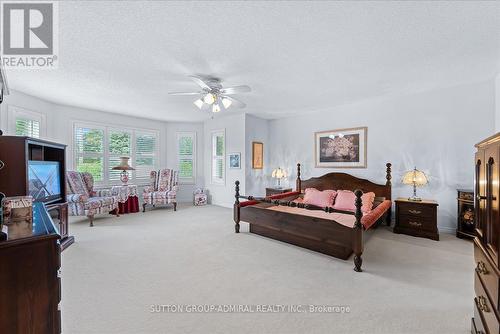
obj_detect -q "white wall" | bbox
[204,113,246,207]
[496,72,500,131]
[267,80,495,232]
[245,114,270,197]
[0,90,204,202]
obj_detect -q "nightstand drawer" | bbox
[397,202,435,218]
[398,215,436,232]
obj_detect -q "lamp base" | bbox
[120,170,129,185]
[407,196,422,202]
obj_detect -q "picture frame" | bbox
[228,152,241,169]
[252,142,263,169]
[314,127,367,168]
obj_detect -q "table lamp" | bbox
[402,167,428,201]
[271,167,287,188]
[112,157,135,185]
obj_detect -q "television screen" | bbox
[28,161,62,203]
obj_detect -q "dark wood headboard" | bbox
[296,163,392,200]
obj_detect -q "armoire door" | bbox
[485,144,499,264]
[476,150,486,239]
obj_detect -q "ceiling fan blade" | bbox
[222,95,246,109]
[189,75,212,90]
[168,91,201,95]
[220,85,251,95]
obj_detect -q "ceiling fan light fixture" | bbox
[221,97,232,109]
[193,99,204,109]
[212,104,221,113]
[203,93,216,105]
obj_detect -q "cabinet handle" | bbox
[408,209,422,215]
[408,221,422,227]
[478,296,490,313]
[476,261,489,275]
[477,195,497,201]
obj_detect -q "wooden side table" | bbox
[393,198,439,241]
[266,187,292,197]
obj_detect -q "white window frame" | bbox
[72,121,160,186]
[108,127,133,183]
[73,122,106,184]
[211,129,225,185]
[8,105,46,138]
[176,131,196,184]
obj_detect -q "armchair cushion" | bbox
[93,188,112,197]
[66,171,90,197]
[67,193,88,203]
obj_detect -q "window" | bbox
[74,122,158,185]
[74,125,105,182]
[135,131,157,180]
[9,106,45,138]
[16,118,40,137]
[177,132,196,183]
[211,129,225,184]
[108,129,131,182]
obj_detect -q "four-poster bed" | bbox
[233,163,392,272]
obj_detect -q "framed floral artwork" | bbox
[314,127,367,168]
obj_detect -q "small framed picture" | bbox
[229,152,241,169]
[252,142,263,169]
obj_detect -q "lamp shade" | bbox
[272,167,287,179]
[112,157,135,171]
[402,168,428,186]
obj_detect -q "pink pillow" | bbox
[333,190,375,214]
[303,188,337,208]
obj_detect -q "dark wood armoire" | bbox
[472,133,500,334]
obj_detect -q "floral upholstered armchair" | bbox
[66,171,119,226]
[143,169,179,212]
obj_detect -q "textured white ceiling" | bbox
[6,1,500,121]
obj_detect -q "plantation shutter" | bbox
[211,130,225,184]
[15,118,40,138]
[108,130,132,182]
[178,133,195,181]
[74,126,104,182]
[135,132,157,180]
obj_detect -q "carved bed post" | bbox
[385,162,392,226]
[296,163,301,192]
[234,180,240,233]
[353,189,363,272]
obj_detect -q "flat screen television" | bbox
[28,160,62,203]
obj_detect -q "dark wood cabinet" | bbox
[457,189,475,239]
[265,187,292,197]
[0,136,73,250]
[393,198,439,241]
[472,133,500,334]
[47,202,74,251]
[0,203,61,333]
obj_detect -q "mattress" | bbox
[264,199,392,230]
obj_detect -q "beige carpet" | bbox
[61,204,473,334]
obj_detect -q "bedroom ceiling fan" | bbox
[168,75,251,113]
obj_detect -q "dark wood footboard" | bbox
[241,205,356,260]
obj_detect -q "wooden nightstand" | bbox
[393,198,439,241]
[266,187,292,197]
